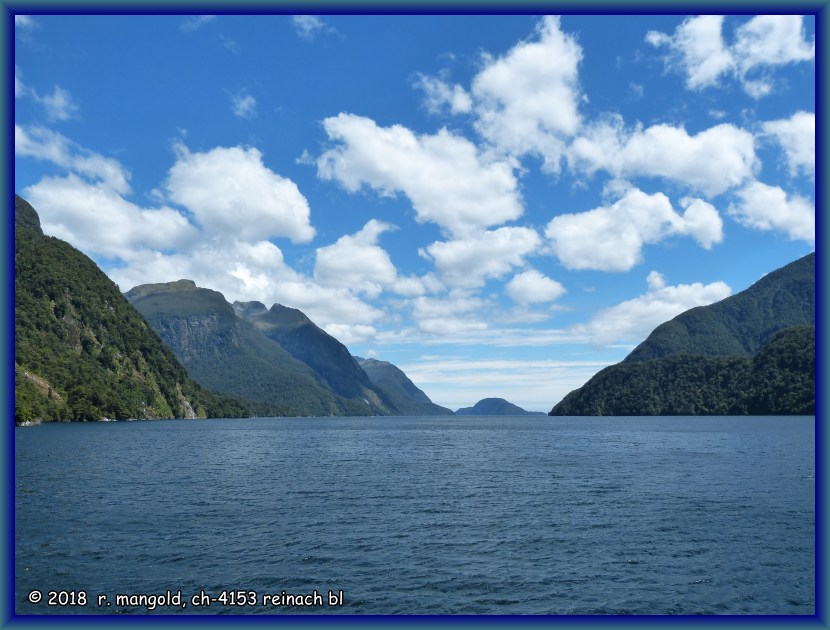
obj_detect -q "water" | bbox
[15,415,814,615]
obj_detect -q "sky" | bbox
[13,13,815,412]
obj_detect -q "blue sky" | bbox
[13,13,815,412]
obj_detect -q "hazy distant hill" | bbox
[550,253,815,416]
[14,195,245,423]
[456,398,545,416]
[127,282,394,416]
[355,357,454,416]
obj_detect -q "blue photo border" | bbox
[2,1,826,628]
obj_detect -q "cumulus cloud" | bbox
[568,117,757,197]
[167,143,315,243]
[762,111,815,178]
[647,15,814,98]
[317,113,522,237]
[646,16,733,89]
[314,220,399,298]
[471,15,583,172]
[16,125,392,345]
[420,227,541,289]
[577,271,732,346]
[506,269,566,306]
[413,73,473,115]
[16,124,130,194]
[231,92,257,119]
[545,188,724,272]
[728,180,814,243]
[23,175,198,259]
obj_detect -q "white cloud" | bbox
[413,73,473,115]
[292,15,330,40]
[577,272,732,347]
[733,15,815,74]
[728,180,814,243]
[23,175,198,259]
[647,15,814,98]
[762,111,815,178]
[545,188,724,272]
[647,16,733,89]
[166,143,315,243]
[314,220,399,298]
[39,85,79,122]
[676,197,724,249]
[410,295,490,336]
[181,15,215,32]
[317,113,522,237]
[506,269,566,306]
[231,93,257,119]
[420,227,541,289]
[17,126,390,346]
[13,69,79,122]
[568,117,757,197]
[471,15,583,172]
[15,124,130,194]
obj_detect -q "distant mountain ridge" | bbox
[128,282,448,417]
[234,301,384,405]
[356,357,454,416]
[127,281,394,416]
[550,253,815,416]
[14,195,246,423]
[456,398,545,416]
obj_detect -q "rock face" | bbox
[14,195,243,423]
[456,398,545,416]
[550,253,815,416]
[356,358,454,416]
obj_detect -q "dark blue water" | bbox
[15,415,814,615]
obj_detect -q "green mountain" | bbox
[456,398,545,416]
[355,357,454,416]
[127,283,393,416]
[14,195,246,424]
[550,253,815,416]
[625,253,814,362]
[234,301,394,413]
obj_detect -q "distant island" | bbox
[456,398,546,416]
[550,253,815,416]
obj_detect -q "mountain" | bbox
[14,195,246,424]
[625,253,814,362]
[127,283,393,416]
[234,302,393,410]
[550,253,815,416]
[456,398,545,416]
[355,357,454,416]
